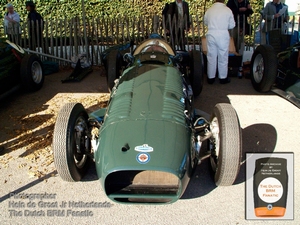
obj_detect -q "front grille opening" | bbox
[105,170,180,203]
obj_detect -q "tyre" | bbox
[250,45,277,92]
[189,50,204,97]
[209,103,242,186]
[20,54,44,92]
[53,103,91,182]
[268,30,281,53]
[106,49,121,92]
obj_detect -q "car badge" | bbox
[136,153,150,164]
[134,144,153,152]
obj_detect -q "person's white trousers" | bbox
[206,31,230,79]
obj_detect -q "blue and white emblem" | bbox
[136,153,150,164]
[134,144,154,152]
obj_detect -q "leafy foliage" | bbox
[1,0,265,21]
[1,0,265,43]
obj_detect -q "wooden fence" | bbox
[5,15,204,66]
[2,14,299,66]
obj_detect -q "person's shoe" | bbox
[219,77,231,84]
[207,78,215,84]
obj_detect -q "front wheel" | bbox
[53,103,91,182]
[189,50,204,97]
[106,49,121,92]
[250,45,277,92]
[209,103,242,186]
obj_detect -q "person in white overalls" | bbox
[204,0,235,84]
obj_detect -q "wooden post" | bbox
[196,15,201,48]
[63,18,67,65]
[69,18,73,62]
[153,15,159,34]
[59,19,63,60]
[81,0,89,61]
[55,19,59,58]
[45,20,49,56]
[116,17,120,45]
[99,17,104,55]
[49,18,53,57]
[74,17,78,56]
[110,18,114,45]
[162,15,167,40]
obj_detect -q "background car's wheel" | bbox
[189,50,204,97]
[107,49,121,92]
[20,54,44,92]
[209,103,242,186]
[250,45,277,92]
[53,103,91,182]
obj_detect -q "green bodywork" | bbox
[91,61,197,204]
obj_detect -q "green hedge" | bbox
[1,0,264,21]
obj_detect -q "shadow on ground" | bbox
[181,123,277,200]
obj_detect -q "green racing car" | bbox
[52,34,242,204]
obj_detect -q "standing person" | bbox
[25,1,44,50]
[227,0,253,53]
[4,3,21,43]
[204,0,235,84]
[164,0,190,50]
[262,0,289,44]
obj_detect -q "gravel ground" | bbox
[0,67,299,225]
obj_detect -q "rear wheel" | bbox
[53,103,91,181]
[209,103,242,186]
[189,50,204,97]
[250,45,277,92]
[107,49,121,92]
[20,54,44,91]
